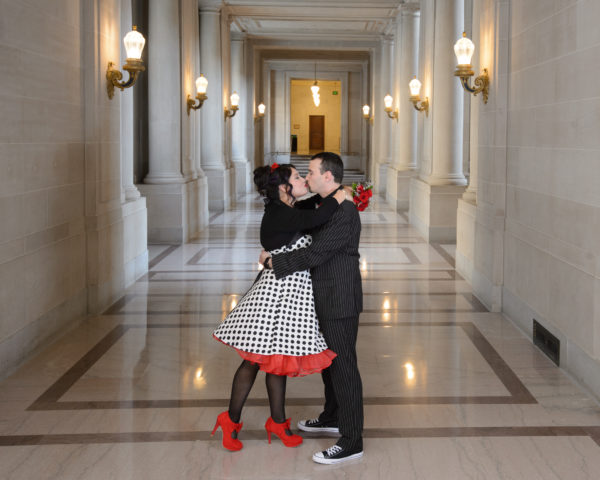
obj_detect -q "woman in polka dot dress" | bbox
[211,163,347,451]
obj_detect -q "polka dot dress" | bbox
[213,235,335,376]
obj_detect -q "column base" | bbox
[122,197,149,287]
[409,177,466,243]
[386,167,416,211]
[138,178,208,243]
[456,198,504,312]
[233,158,251,196]
[375,162,389,195]
[204,167,235,212]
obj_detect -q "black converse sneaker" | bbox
[297,418,340,434]
[312,444,364,464]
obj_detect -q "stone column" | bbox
[386,6,420,210]
[200,6,234,211]
[231,33,251,195]
[409,0,467,242]
[119,0,148,287]
[144,0,185,185]
[424,0,466,187]
[138,0,204,242]
[120,0,141,202]
[375,36,394,194]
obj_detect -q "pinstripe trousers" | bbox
[318,315,363,450]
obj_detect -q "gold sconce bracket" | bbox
[455,67,489,104]
[254,113,264,123]
[224,105,239,120]
[410,95,429,116]
[363,115,374,125]
[187,93,207,115]
[106,60,145,99]
[385,109,398,121]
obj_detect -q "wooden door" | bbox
[309,115,325,151]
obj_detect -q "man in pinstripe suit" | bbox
[261,152,364,464]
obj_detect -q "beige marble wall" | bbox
[0,0,151,377]
[458,0,600,400]
[0,0,87,375]
[503,0,600,399]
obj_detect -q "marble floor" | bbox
[1,195,600,479]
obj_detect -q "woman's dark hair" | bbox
[253,163,296,204]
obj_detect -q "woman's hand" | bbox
[334,189,346,204]
[343,185,354,199]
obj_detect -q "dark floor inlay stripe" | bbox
[148,245,180,269]
[27,322,537,411]
[1,426,598,447]
[430,243,455,268]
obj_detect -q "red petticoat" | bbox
[214,335,336,377]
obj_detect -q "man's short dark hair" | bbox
[311,151,344,183]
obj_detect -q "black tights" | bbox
[228,360,287,424]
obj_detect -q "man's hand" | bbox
[259,249,271,266]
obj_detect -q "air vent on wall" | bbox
[533,319,560,366]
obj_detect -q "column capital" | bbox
[198,0,221,13]
[231,32,246,42]
[400,3,420,15]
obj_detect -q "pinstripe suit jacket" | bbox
[271,199,363,321]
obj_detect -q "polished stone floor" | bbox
[1,195,600,479]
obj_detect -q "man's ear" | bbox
[323,170,333,183]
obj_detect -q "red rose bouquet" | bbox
[351,181,373,211]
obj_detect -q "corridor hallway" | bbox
[1,195,600,479]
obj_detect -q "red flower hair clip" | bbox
[270,163,279,172]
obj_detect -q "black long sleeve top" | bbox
[260,195,337,251]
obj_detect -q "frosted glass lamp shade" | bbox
[311,83,320,95]
[124,27,145,60]
[409,77,422,97]
[196,75,208,95]
[257,103,266,115]
[362,104,370,117]
[230,91,240,107]
[454,32,475,66]
[383,94,393,109]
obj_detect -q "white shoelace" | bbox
[306,418,320,425]
[324,445,343,457]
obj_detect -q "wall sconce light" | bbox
[454,32,489,104]
[254,102,266,122]
[224,91,240,119]
[187,74,208,115]
[106,26,146,99]
[362,104,373,124]
[383,94,398,121]
[408,76,429,116]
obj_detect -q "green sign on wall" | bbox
[332,91,338,95]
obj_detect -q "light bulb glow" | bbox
[404,362,415,381]
[196,75,208,94]
[362,104,370,117]
[311,83,320,95]
[257,103,266,115]
[123,26,145,60]
[313,93,320,107]
[230,91,240,107]
[384,94,393,109]
[409,77,422,97]
[454,32,475,66]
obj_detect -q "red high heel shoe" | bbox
[211,411,243,451]
[265,417,303,447]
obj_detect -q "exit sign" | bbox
[332,91,338,95]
